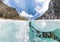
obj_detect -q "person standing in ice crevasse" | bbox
[2,0,51,19]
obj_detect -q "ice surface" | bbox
[0,19,59,42]
[0,19,29,42]
[31,20,60,32]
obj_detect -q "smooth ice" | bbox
[31,20,60,32]
[0,19,29,42]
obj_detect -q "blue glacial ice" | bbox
[0,19,60,42]
[2,0,51,19]
[31,20,60,32]
[0,19,30,42]
[53,21,60,39]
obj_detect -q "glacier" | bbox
[2,0,51,19]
